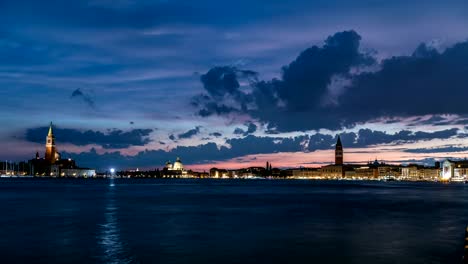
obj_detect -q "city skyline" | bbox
[1,0,468,170]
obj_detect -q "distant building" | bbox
[335,136,343,165]
[402,164,440,181]
[162,157,188,177]
[209,168,229,178]
[441,159,468,181]
[44,123,58,164]
[292,168,321,179]
[29,122,95,177]
[320,136,348,178]
[345,166,375,179]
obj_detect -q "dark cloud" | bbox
[193,66,257,117]
[25,126,153,149]
[233,128,245,135]
[193,30,375,131]
[178,126,201,139]
[71,89,95,108]
[200,66,257,98]
[308,128,459,151]
[405,146,468,153]
[64,135,307,170]
[341,42,468,123]
[192,30,468,132]
[209,132,222,137]
[61,128,459,170]
[233,123,258,136]
[169,134,176,141]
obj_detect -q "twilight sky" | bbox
[2,0,468,171]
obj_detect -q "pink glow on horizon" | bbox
[185,148,468,171]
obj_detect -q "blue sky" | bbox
[1,0,468,170]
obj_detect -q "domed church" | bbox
[163,157,188,177]
[172,157,184,171]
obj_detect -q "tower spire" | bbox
[48,122,53,136]
[335,135,343,165]
[45,122,56,164]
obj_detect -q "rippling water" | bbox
[0,178,467,263]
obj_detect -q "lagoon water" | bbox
[0,178,467,263]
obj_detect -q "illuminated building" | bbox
[45,123,58,164]
[29,122,95,177]
[320,136,348,178]
[292,168,321,179]
[163,157,188,177]
[441,159,468,182]
[345,166,375,179]
[209,168,229,178]
[172,157,184,171]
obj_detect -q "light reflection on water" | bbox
[98,183,137,264]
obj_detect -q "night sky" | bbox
[2,0,468,170]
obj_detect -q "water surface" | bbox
[0,179,466,263]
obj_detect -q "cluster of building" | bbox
[28,123,96,177]
[120,136,468,182]
[3,122,468,182]
[207,137,465,182]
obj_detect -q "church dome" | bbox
[55,152,61,161]
[172,157,184,170]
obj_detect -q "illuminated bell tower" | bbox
[335,135,343,165]
[45,122,57,164]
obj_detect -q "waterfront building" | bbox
[417,168,440,181]
[401,164,440,181]
[401,166,421,181]
[162,157,189,177]
[345,166,375,180]
[60,168,96,178]
[238,167,266,178]
[320,136,349,178]
[29,122,95,177]
[292,168,322,179]
[209,168,229,178]
[441,159,468,181]
[320,165,345,179]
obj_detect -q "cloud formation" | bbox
[25,126,153,149]
[62,128,459,170]
[192,30,468,132]
[233,123,258,136]
[71,89,95,108]
[178,126,201,139]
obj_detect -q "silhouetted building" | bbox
[335,136,343,165]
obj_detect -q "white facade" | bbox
[168,157,184,171]
[441,160,454,180]
[61,169,96,178]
